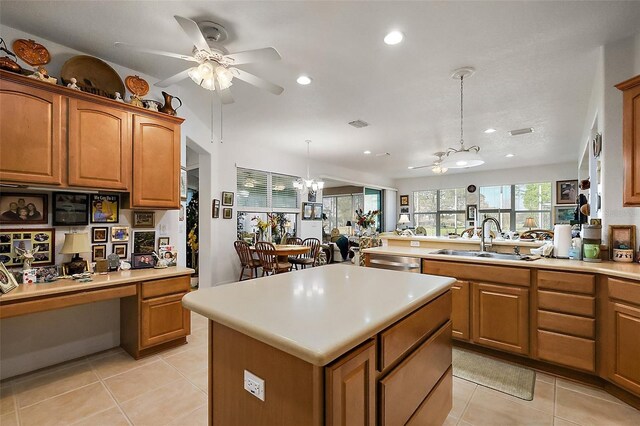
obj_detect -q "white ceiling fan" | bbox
[408,152,449,174]
[115,15,284,104]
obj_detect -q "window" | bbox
[322,193,364,232]
[237,169,268,209]
[478,182,552,232]
[479,185,512,231]
[271,173,298,209]
[412,188,466,236]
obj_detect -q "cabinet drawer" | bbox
[537,270,595,295]
[423,260,530,287]
[537,330,595,372]
[140,293,190,348]
[406,367,452,426]
[538,290,595,317]
[141,276,190,299]
[608,277,640,306]
[380,291,451,370]
[537,310,595,339]
[380,322,451,426]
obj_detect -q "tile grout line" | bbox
[89,354,161,381]
[86,354,134,426]
[555,380,629,407]
[15,372,101,411]
[157,357,208,398]
[456,384,478,425]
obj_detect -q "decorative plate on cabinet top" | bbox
[125,75,149,97]
[12,39,51,66]
[61,55,125,96]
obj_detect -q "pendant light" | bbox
[440,67,484,169]
[293,140,324,191]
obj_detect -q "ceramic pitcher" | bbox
[159,91,182,116]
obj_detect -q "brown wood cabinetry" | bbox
[0,79,63,185]
[68,99,131,190]
[451,280,470,340]
[472,282,529,355]
[132,115,181,209]
[616,74,640,205]
[121,275,191,358]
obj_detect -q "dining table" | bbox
[251,244,311,263]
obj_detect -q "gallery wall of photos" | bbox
[0,191,177,276]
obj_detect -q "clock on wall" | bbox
[467,185,477,193]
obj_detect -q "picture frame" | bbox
[212,199,220,219]
[466,204,477,221]
[609,225,636,259]
[180,167,188,201]
[91,227,108,243]
[590,218,602,226]
[132,211,155,228]
[92,244,107,262]
[400,207,409,214]
[0,262,19,294]
[555,206,576,224]
[222,191,234,206]
[112,243,128,259]
[308,189,317,203]
[400,195,409,206]
[0,192,48,225]
[222,208,233,219]
[312,203,323,220]
[159,249,177,267]
[131,253,155,269]
[133,231,156,253]
[158,237,170,249]
[90,194,119,223]
[556,180,578,205]
[302,202,314,220]
[61,260,90,276]
[0,229,55,267]
[53,192,88,226]
[111,226,130,242]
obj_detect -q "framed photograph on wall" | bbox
[302,202,313,220]
[555,206,575,224]
[222,208,233,219]
[0,229,55,267]
[556,180,578,205]
[312,203,323,220]
[133,231,156,253]
[112,243,128,259]
[180,167,188,200]
[158,237,170,248]
[53,192,88,226]
[91,227,108,243]
[400,195,409,206]
[222,192,234,206]
[92,244,107,262]
[132,211,155,228]
[111,226,130,242]
[90,194,119,223]
[466,204,477,221]
[0,192,48,225]
[212,199,220,218]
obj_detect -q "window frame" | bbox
[412,188,466,237]
[478,182,552,232]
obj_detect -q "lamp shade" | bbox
[523,217,537,229]
[398,214,411,225]
[60,232,90,254]
[346,221,352,227]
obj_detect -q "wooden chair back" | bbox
[302,238,321,262]
[255,241,278,273]
[234,240,253,267]
[285,237,303,245]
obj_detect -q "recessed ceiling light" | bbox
[363,150,371,155]
[384,31,404,45]
[509,127,534,136]
[407,166,415,170]
[505,153,515,158]
[296,75,312,85]
[484,128,497,134]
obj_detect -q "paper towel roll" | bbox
[553,224,572,258]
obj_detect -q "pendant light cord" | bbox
[306,140,311,179]
[460,75,464,147]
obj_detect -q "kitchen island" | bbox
[182,264,455,425]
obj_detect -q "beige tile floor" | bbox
[1,310,639,426]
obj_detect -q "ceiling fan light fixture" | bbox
[384,31,404,45]
[296,75,312,85]
[431,164,448,174]
[214,65,234,89]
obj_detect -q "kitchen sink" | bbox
[432,249,538,261]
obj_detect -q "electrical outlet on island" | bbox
[244,370,265,401]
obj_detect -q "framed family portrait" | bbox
[112,243,128,259]
[212,199,220,218]
[53,192,88,226]
[92,245,107,262]
[132,211,155,228]
[0,229,55,267]
[131,253,155,269]
[222,208,233,219]
[400,195,409,206]
[111,226,129,242]
[556,180,578,205]
[222,191,234,206]
[133,231,156,253]
[180,167,188,200]
[90,194,119,223]
[92,227,108,243]
[0,192,48,225]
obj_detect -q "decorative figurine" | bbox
[15,246,40,270]
[28,66,57,84]
[129,95,144,108]
[66,77,81,90]
[114,92,124,102]
[145,100,159,112]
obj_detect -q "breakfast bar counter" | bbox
[182,264,455,425]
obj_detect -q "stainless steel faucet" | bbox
[480,216,502,253]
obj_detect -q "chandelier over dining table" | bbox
[293,140,325,192]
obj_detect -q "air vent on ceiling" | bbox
[348,120,369,128]
[375,152,391,157]
[509,127,534,136]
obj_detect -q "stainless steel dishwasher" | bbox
[366,253,422,273]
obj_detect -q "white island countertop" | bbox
[182,264,454,366]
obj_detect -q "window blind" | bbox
[271,173,298,209]
[237,168,268,208]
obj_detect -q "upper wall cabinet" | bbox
[616,74,640,206]
[0,79,63,185]
[0,71,184,208]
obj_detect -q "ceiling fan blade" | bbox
[213,78,235,104]
[174,15,211,53]
[114,42,197,62]
[155,68,192,88]
[408,165,432,170]
[230,68,284,95]
[224,47,281,65]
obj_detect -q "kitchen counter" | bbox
[382,234,545,248]
[182,263,454,366]
[363,245,640,281]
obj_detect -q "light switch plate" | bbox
[410,241,420,247]
[244,370,265,401]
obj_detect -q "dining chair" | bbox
[290,238,321,269]
[285,236,303,245]
[255,241,291,276]
[234,240,261,281]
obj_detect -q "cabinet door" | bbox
[472,282,529,355]
[325,340,376,426]
[132,115,180,209]
[0,79,63,185]
[68,99,131,190]
[140,293,190,348]
[452,280,470,340]
[617,75,640,205]
[608,302,640,395]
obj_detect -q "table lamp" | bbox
[346,221,352,236]
[524,217,537,231]
[398,214,411,229]
[60,232,91,274]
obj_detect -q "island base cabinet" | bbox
[325,341,376,426]
[471,282,529,355]
[607,302,640,395]
[452,280,470,340]
[406,367,453,426]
